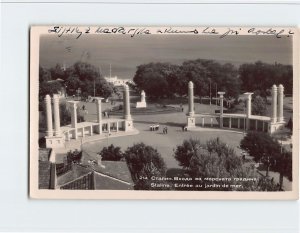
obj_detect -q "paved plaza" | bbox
[81,103,244,169]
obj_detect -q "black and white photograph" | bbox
[30,26,299,199]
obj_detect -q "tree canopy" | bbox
[133,59,240,99]
[124,143,167,190]
[174,137,279,191]
[39,62,115,103]
[100,144,124,161]
[240,131,292,184]
[239,61,293,95]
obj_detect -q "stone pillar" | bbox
[90,126,93,136]
[202,117,204,127]
[95,98,103,123]
[44,95,53,137]
[243,92,253,130]
[210,118,213,127]
[238,118,240,129]
[53,94,61,136]
[123,85,133,132]
[116,121,119,132]
[229,117,232,129]
[123,84,132,120]
[218,92,225,128]
[271,85,278,123]
[108,122,111,133]
[277,84,284,123]
[68,101,78,139]
[188,81,195,117]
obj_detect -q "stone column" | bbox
[68,101,78,139]
[218,92,225,128]
[90,126,93,136]
[188,81,195,116]
[238,118,240,129]
[53,94,61,136]
[123,84,132,120]
[229,117,232,129]
[243,92,253,130]
[277,84,284,123]
[44,95,53,137]
[202,117,204,127]
[116,121,119,132]
[271,85,278,123]
[95,98,104,123]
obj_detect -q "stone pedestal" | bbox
[45,135,64,148]
[136,90,147,108]
[187,117,195,128]
[124,120,134,132]
[269,122,286,134]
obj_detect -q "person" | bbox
[82,105,85,110]
[165,126,168,134]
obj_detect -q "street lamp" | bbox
[209,79,212,106]
[215,83,218,106]
[243,100,246,136]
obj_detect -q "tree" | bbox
[240,131,292,188]
[239,61,293,95]
[99,144,124,161]
[64,62,115,98]
[124,143,167,190]
[133,62,177,98]
[240,131,281,163]
[133,60,240,100]
[174,138,279,191]
[252,95,267,116]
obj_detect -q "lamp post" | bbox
[215,83,218,106]
[243,102,246,136]
[209,78,212,106]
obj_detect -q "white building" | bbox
[104,76,133,86]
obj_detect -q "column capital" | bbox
[67,101,79,109]
[95,97,104,103]
[188,81,194,88]
[218,91,225,98]
[272,84,278,91]
[278,84,284,92]
[53,94,60,100]
[44,94,51,102]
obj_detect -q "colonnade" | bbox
[45,84,133,148]
[186,81,285,134]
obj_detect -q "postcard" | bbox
[30,26,299,199]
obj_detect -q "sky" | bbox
[39,34,293,80]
